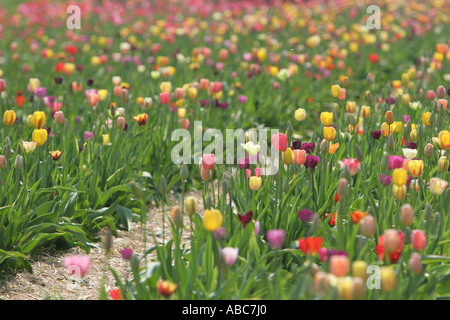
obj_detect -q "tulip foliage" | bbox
[0,0,449,300]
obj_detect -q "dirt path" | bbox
[0,190,204,300]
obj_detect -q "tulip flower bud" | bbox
[158,176,168,194]
[409,252,422,275]
[355,145,363,163]
[171,206,183,228]
[400,204,414,226]
[424,143,433,158]
[337,178,349,199]
[286,121,293,138]
[385,111,394,125]
[82,164,87,173]
[184,196,198,216]
[3,144,12,159]
[360,215,376,237]
[116,116,126,130]
[386,134,395,150]
[342,163,351,180]
[438,156,448,172]
[222,179,230,194]
[381,152,390,171]
[320,139,329,154]
[380,266,396,291]
[384,229,401,254]
[424,204,433,222]
[0,155,7,170]
[417,125,424,139]
[437,85,446,99]
[348,114,357,126]
[214,227,227,242]
[180,164,189,181]
[14,155,23,170]
[130,181,143,199]
[411,229,427,251]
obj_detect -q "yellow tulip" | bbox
[438,130,450,149]
[98,89,108,101]
[102,134,110,146]
[203,209,223,232]
[392,168,408,186]
[282,148,294,165]
[320,112,333,126]
[323,126,337,141]
[360,106,370,119]
[294,108,306,121]
[32,111,46,129]
[407,159,423,178]
[32,128,48,146]
[422,112,431,127]
[331,85,341,98]
[346,101,356,114]
[249,176,262,191]
[3,110,16,125]
[380,267,396,292]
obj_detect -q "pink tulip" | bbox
[339,158,360,176]
[271,133,288,152]
[54,111,65,124]
[427,90,435,101]
[436,85,446,99]
[0,79,6,92]
[266,229,285,249]
[160,92,170,105]
[63,255,91,278]
[220,247,239,266]
[202,154,216,170]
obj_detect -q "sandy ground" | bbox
[0,190,204,300]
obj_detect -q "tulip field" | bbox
[0,0,449,301]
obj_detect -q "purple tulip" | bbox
[291,140,302,150]
[403,115,411,123]
[380,174,392,186]
[214,227,227,242]
[298,209,314,222]
[371,130,381,139]
[84,131,94,141]
[305,155,320,169]
[389,155,404,170]
[120,248,133,260]
[300,142,315,154]
[238,95,248,104]
[34,87,46,99]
